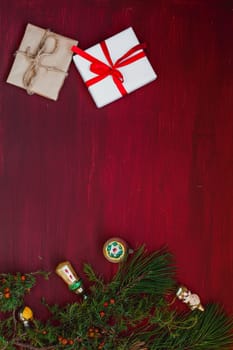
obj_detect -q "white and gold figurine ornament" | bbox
[56,261,87,299]
[103,237,133,263]
[19,306,33,327]
[176,286,204,311]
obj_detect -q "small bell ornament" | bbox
[19,306,33,327]
[103,237,133,263]
[176,286,204,311]
[56,261,87,299]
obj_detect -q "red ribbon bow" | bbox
[72,41,146,96]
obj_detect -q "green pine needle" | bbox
[111,246,176,296]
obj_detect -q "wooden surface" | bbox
[0,0,233,319]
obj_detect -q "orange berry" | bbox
[62,338,68,345]
[99,311,105,317]
[4,292,10,298]
[58,336,63,342]
[21,275,26,281]
[69,340,74,345]
[109,298,115,304]
[42,330,47,334]
[98,343,105,350]
[4,288,10,293]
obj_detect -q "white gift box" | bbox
[72,27,157,108]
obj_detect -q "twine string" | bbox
[15,29,68,95]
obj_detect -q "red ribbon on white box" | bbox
[71,41,146,96]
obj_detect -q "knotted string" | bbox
[15,29,68,95]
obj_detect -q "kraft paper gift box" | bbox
[72,27,157,108]
[7,23,78,101]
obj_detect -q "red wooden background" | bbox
[0,0,233,321]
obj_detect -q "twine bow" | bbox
[15,29,67,95]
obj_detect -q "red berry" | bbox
[99,311,105,317]
[110,298,115,304]
[103,301,108,307]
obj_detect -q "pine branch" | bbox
[0,247,232,350]
[185,304,233,350]
[13,342,55,350]
[83,263,104,288]
[148,304,233,350]
[111,247,176,296]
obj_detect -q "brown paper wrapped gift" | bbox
[7,23,78,101]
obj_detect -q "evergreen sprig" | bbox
[111,246,175,296]
[0,247,232,350]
